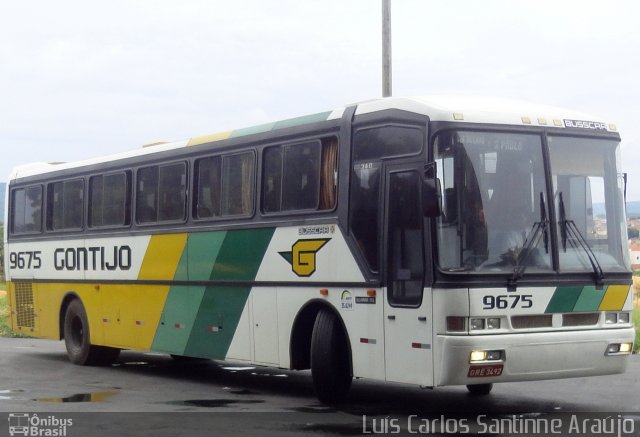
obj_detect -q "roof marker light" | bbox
[553,119,563,127]
[608,123,617,132]
[538,117,547,125]
[453,112,464,120]
[521,116,531,124]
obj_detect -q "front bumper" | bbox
[435,327,635,386]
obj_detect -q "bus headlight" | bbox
[470,351,487,362]
[605,312,631,325]
[605,343,633,356]
[469,317,501,331]
[618,312,630,324]
[487,318,501,329]
[470,318,485,330]
[470,349,504,363]
[605,312,618,324]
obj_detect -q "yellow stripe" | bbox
[138,234,188,281]
[598,285,630,311]
[187,131,232,147]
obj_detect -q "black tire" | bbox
[310,307,352,404]
[466,383,493,396]
[63,299,120,366]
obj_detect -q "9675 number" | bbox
[9,251,42,269]
[482,294,533,310]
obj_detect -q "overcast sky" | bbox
[1,0,639,198]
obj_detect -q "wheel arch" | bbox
[289,299,352,374]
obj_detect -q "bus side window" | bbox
[282,142,320,210]
[47,179,84,231]
[194,156,222,219]
[136,166,158,223]
[319,137,338,210]
[10,185,43,234]
[89,172,131,228]
[262,147,282,213]
[261,136,336,214]
[222,151,255,216]
[158,162,187,222]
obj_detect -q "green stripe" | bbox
[151,228,275,358]
[229,111,331,139]
[572,286,606,312]
[188,231,227,281]
[272,111,332,130]
[230,122,276,138]
[183,286,251,358]
[210,228,275,281]
[545,286,583,313]
[151,285,205,355]
[185,228,275,358]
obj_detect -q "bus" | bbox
[4,96,635,403]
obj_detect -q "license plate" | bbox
[468,364,504,378]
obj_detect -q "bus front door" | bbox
[383,166,433,386]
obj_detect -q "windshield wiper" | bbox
[508,193,549,291]
[558,192,605,287]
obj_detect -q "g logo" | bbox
[279,239,330,277]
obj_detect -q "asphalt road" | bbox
[1,337,639,436]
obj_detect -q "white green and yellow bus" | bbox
[4,96,635,403]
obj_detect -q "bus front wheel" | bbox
[310,307,352,404]
[63,299,120,366]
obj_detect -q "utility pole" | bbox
[382,0,392,97]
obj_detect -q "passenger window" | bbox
[282,141,321,210]
[261,137,337,213]
[222,152,255,216]
[11,186,43,234]
[47,179,84,231]
[262,147,283,213]
[136,162,186,224]
[194,156,222,219]
[89,172,131,228]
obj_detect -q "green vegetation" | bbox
[634,308,640,354]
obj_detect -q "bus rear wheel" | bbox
[63,299,119,366]
[310,307,352,404]
[466,383,493,395]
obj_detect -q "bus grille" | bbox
[14,282,35,329]
[511,315,552,329]
[562,312,600,327]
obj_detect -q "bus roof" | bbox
[8,95,616,180]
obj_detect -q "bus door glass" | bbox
[383,164,433,386]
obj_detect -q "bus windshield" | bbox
[434,130,629,275]
[548,135,629,273]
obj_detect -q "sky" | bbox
[1,0,639,198]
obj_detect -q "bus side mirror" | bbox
[423,163,442,217]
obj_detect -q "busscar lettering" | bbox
[54,246,132,271]
[563,119,608,130]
